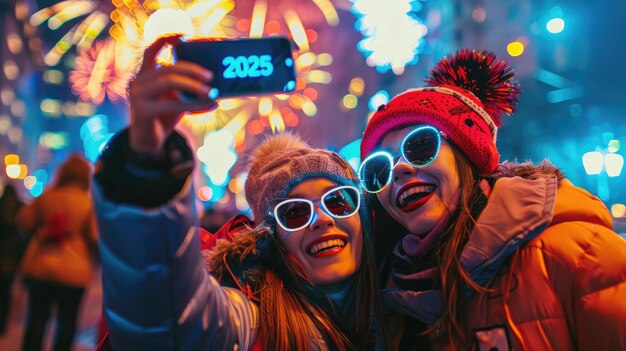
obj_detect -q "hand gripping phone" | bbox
[174,37,297,99]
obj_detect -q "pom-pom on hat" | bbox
[244,132,359,223]
[360,49,521,176]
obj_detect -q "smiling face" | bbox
[376,125,461,237]
[275,178,363,286]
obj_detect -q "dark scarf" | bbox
[390,213,449,290]
[381,215,449,324]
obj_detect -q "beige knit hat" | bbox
[244,133,359,223]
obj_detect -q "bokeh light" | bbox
[7,32,23,54]
[6,164,27,179]
[472,7,486,23]
[368,90,389,111]
[29,182,44,197]
[507,41,525,57]
[1,88,14,105]
[605,154,624,177]
[611,204,626,218]
[349,77,365,96]
[198,186,214,202]
[23,176,37,190]
[342,94,358,109]
[0,115,11,135]
[4,154,19,165]
[6,165,20,179]
[80,114,114,162]
[582,151,603,175]
[608,140,620,153]
[547,18,565,34]
[43,70,65,84]
[3,60,20,80]
[39,132,69,150]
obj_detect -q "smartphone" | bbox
[174,37,297,99]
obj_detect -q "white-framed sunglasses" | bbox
[272,185,361,231]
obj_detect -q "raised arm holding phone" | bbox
[93,35,388,351]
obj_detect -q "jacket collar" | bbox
[460,173,558,287]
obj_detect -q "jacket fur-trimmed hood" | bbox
[201,223,273,290]
[489,160,566,186]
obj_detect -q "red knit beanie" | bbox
[360,50,521,176]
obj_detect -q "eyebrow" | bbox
[287,186,336,199]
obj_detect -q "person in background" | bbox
[0,184,24,335]
[17,153,99,351]
[358,49,626,350]
[93,35,388,350]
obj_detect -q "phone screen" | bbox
[174,37,297,99]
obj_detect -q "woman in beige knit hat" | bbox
[93,35,388,351]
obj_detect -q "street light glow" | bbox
[605,154,624,177]
[582,151,603,175]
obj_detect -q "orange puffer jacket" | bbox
[465,179,626,350]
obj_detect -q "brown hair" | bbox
[432,144,489,348]
[367,143,489,348]
[208,212,385,351]
[53,154,92,191]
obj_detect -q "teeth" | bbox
[399,185,435,203]
[309,239,346,255]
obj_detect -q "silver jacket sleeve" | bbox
[93,180,259,351]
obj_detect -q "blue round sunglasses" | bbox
[358,125,444,193]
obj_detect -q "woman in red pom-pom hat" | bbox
[359,49,626,350]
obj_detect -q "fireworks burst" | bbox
[30,0,238,66]
[30,0,114,66]
[112,0,238,52]
[41,0,336,149]
[63,0,237,104]
[33,0,347,208]
[68,38,135,105]
[181,0,337,145]
[234,0,341,31]
[35,0,333,127]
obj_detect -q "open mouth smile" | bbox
[306,236,348,257]
[396,183,436,212]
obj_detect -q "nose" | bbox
[308,203,334,231]
[392,157,418,183]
